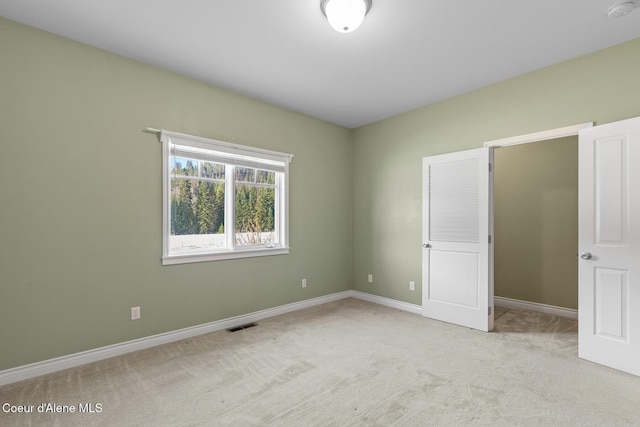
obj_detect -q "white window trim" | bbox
[160,130,293,265]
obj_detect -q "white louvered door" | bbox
[422,148,494,332]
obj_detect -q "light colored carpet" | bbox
[1,298,639,426]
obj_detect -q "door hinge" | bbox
[488,306,492,316]
[489,163,492,172]
[488,235,492,244]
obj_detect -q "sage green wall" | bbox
[0,18,352,371]
[352,37,640,305]
[494,137,578,309]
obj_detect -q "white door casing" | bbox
[422,148,494,332]
[578,117,640,376]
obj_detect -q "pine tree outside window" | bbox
[161,130,293,265]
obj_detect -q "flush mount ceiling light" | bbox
[320,0,372,33]
[607,1,637,17]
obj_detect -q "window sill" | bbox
[162,247,290,265]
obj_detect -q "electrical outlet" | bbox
[409,281,415,291]
[368,274,373,283]
[131,306,141,320]
[302,278,307,288]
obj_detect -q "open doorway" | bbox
[493,136,579,318]
[421,123,590,332]
[483,123,593,322]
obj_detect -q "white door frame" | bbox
[483,123,593,149]
[483,122,593,311]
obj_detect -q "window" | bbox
[160,130,293,265]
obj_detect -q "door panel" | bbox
[594,136,627,244]
[429,250,479,307]
[594,268,627,340]
[579,116,640,376]
[422,148,493,332]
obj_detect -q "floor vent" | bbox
[227,322,257,333]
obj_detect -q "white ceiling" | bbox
[1,0,640,128]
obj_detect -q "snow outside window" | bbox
[160,130,293,265]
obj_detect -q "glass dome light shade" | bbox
[323,0,369,33]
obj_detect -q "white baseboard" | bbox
[0,291,419,386]
[1,292,580,387]
[350,291,422,315]
[494,296,578,319]
[0,291,353,387]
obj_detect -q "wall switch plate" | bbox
[131,306,141,320]
[368,274,373,283]
[409,281,415,291]
[302,278,307,288]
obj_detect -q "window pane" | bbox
[256,170,275,184]
[201,162,225,180]
[163,132,290,263]
[235,184,275,246]
[171,157,198,177]
[170,179,225,252]
[236,167,255,183]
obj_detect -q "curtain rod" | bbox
[145,128,294,161]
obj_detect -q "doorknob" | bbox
[423,243,431,248]
[580,252,593,260]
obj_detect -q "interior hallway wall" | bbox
[494,137,578,309]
